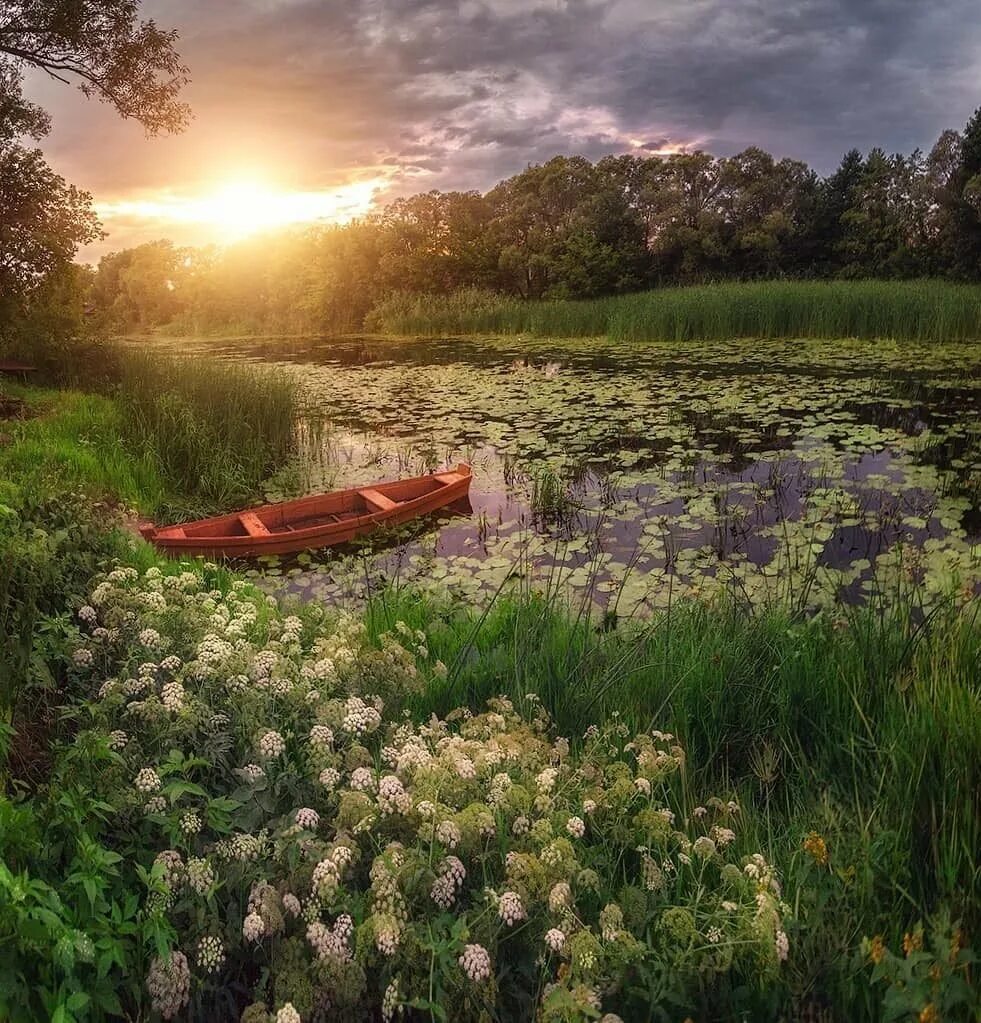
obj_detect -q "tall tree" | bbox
[0,1,187,353]
[0,0,189,135]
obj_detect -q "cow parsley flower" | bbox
[350,766,377,791]
[179,812,202,836]
[693,836,717,858]
[139,628,161,649]
[566,816,586,838]
[243,912,265,942]
[545,928,565,952]
[146,951,190,1019]
[161,681,185,713]
[295,807,320,830]
[197,935,225,972]
[72,648,93,667]
[309,724,334,747]
[548,881,572,912]
[775,929,789,961]
[498,890,526,926]
[258,730,286,758]
[187,858,214,894]
[108,730,128,750]
[435,820,461,848]
[276,1003,301,1023]
[378,775,411,815]
[459,943,491,982]
[134,767,161,793]
[318,767,340,789]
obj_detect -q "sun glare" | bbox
[95,176,386,243]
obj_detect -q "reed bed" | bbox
[367,280,981,342]
[113,348,299,514]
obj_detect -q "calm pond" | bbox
[168,335,981,615]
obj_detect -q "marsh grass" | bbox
[113,348,299,514]
[0,387,167,510]
[365,582,980,1012]
[367,280,981,342]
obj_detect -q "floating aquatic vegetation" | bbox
[154,335,981,615]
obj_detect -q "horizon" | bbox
[26,0,981,262]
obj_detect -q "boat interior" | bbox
[157,468,469,540]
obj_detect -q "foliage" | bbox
[88,108,981,336]
[0,1,189,136]
[0,0,186,359]
[0,794,169,1023]
[862,914,978,1022]
[51,565,792,1021]
[0,486,128,723]
[366,279,981,342]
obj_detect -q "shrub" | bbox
[56,565,791,1021]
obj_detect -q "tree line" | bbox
[91,116,981,335]
[3,3,981,347]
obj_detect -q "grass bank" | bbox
[1,348,300,519]
[366,280,981,342]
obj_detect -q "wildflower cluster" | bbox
[68,565,791,1021]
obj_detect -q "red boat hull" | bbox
[141,464,472,558]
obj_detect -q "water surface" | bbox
[165,335,981,614]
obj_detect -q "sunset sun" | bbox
[94,175,386,244]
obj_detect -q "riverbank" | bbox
[1,361,978,1021]
[366,280,981,343]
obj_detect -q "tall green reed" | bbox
[113,348,299,515]
[367,280,981,343]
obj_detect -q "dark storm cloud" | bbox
[30,0,981,209]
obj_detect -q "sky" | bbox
[25,0,981,260]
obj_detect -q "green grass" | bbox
[112,348,299,516]
[0,346,301,519]
[0,387,167,511]
[365,586,980,1011]
[366,280,981,342]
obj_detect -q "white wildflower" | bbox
[134,767,161,793]
[459,943,491,982]
[243,912,265,942]
[545,928,565,952]
[295,807,320,830]
[258,730,286,758]
[498,890,526,926]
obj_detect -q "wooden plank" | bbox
[360,488,398,512]
[436,472,465,485]
[158,526,186,539]
[239,512,270,537]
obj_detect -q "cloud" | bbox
[22,0,981,254]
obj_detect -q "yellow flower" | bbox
[869,935,887,965]
[918,1003,939,1023]
[802,832,829,866]
[903,927,923,956]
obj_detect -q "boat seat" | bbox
[157,526,186,539]
[359,488,398,512]
[436,472,466,485]
[239,512,270,537]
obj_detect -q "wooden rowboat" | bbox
[140,464,472,558]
